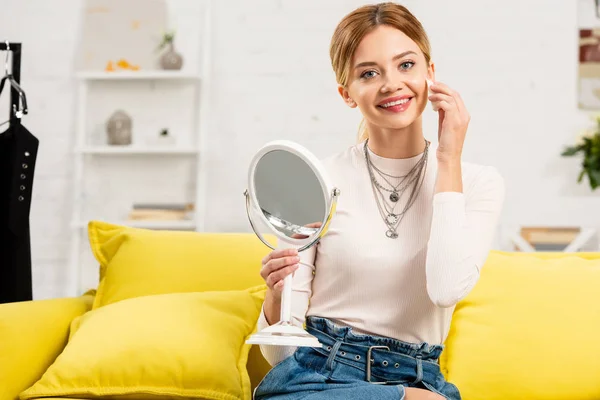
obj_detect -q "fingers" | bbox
[260,249,301,291]
[291,221,323,239]
[428,92,454,113]
[428,93,453,104]
[261,254,300,278]
[261,247,297,265]
[431,96,469,125]
[428,81,465,113]
[428,81,454,96]
[431,100,452,113]
[266,264,300,291]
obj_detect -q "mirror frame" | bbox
[244,140,340,252]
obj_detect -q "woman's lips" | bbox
[377,97,413,113]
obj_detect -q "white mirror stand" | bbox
[243,140,340,347]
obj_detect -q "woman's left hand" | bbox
[428,81,470,163]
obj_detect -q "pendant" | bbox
[389,191,399,202]
[386,229,398,239]
[386,214,399,224]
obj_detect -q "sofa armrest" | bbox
[0,293,94,400]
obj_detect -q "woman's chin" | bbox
[376,115,418,131]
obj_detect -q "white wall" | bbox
[0,0,597,299]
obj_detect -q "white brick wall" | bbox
[0,0,596,299]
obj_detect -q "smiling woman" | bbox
[331,7,433,149]
[253,3,505,400]
[343,27,430,143]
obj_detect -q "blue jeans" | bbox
[254,316,461,400]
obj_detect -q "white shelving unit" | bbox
[76,146,199,155]
[67,1,212,297]
[75,71,202,81]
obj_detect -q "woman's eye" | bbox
[361,70,377,79]
[400,61,415,70]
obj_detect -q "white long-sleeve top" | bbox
[257,140,505,366]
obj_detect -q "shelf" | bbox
[76,70,201,81]
[72,220,197,230]
[68,1,211,298]
[76,146,198,155]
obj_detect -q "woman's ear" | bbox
[427,62,436,82]
[338,85,357,108]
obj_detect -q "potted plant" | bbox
[157,30,183,70]
[561,115,600,190]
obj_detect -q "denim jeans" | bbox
[254,316,461,400]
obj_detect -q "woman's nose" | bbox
[380,71,407,94]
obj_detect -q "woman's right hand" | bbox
[260,248,301,297]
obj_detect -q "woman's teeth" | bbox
[380,98,410,108]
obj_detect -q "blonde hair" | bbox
[329,3,431,142]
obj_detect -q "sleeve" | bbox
[255,241,317,366]
[425,166,505,308]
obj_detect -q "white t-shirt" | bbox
[257,140,505,366]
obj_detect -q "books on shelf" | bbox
[519,227,581,251]
[127,203,194,221]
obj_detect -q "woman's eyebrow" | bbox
[354,50,418,70]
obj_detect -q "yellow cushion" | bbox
[87,220,271,309]
[20,285,267,400]
[0,294,94,400]
[440,250,600,399]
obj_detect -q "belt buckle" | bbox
[366,345,390,384]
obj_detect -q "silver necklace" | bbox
[364,139,429,238]
[369,155,425,202]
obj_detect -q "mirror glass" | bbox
[253,150,327,241]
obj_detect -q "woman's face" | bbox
[340,25,434,131]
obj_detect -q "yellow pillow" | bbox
[440,251,600,400]
[20,285,266,400]
[0,294,93,400]
[87,220,271,309]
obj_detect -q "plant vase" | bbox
[160,42,183,71]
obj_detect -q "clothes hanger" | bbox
[0,41,28,128]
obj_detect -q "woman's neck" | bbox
[364,119,426,159]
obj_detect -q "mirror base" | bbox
[246,321,322,347]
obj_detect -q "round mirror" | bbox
[254,149,326,241]
[246,140,339,250]
[244,140,340,347]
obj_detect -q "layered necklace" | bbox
[363,138,429,239]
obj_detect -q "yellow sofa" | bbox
[1,222,600,400]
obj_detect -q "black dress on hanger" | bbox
[0,121,38,303]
